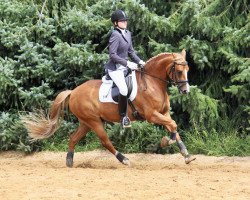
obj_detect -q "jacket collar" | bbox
[114,28,129,43]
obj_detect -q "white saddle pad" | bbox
[99,71,138,104]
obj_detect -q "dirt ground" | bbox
[0,150,249,200]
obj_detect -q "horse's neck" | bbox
[144,54,173,87]
[136,54,173,98]
[145,54,173,79]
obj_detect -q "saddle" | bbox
[99,70,143,120]
[105,69,133,102]
[99,69,137,104]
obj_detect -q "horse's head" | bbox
[142,50,190,94]
[168,49,190,94]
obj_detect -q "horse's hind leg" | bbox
[66,123,90,167]
[87,119,130,165]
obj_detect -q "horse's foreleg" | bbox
[66,123,90,167]
[175,139,196,164]
[147,111,177,136]
[147,111,177,150]
[148,111,195,164]
[88,120,130,165]
[160,135,195,164]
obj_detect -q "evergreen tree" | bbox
[0,0,249,151]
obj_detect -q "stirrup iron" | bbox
[121,116,131,128]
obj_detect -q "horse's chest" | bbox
[149,96,168,113]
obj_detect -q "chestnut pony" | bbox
[22,49,195,167]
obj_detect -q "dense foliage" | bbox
[0,0,249,155]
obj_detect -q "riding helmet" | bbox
[111,9,128,23]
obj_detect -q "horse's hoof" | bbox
[152,144,163,154]
[116,152,130,166]
[66,158,73,167]
[66,151,74,167]
[122,158,131,166]
[185,155,196,164]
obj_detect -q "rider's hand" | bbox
[127,61,138,70]
[139,60,145,65]
[139,60,145,69]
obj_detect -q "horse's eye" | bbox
[177,71,182,76]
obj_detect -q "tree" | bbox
[0,0,249,152]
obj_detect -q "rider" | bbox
[105,9,145,128]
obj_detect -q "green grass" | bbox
[184,130,250,156]
[2,113,248,156]
[39,120,250,157]
[41,131,102,152]
[40,121,250,157]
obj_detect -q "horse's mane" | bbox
[145,53,172,65]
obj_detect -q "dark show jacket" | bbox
[104,28,141,71]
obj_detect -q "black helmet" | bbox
[111,9,128,23]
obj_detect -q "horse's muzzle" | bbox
[181,90,188,94]
[179,83,190,94]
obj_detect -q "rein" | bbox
[137,68,169,83]
[136,60,189,90]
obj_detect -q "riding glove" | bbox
[139,60,145,65]
[127,61,138,70]
[139,60,145,69]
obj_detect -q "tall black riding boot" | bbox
[118,94,131,128]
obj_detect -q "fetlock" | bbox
[66,151,74,167]
[115,151,130,165]
[177,140,188,156]
[177,140,196,164]
[168,132,177,145]
[180,149,189,157]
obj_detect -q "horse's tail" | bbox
[21,90,72,140]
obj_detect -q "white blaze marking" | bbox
[184,69,190,92]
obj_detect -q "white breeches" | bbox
[108,68,128,96]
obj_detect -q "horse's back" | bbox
[69,80,102,114]
[72,79,101,94]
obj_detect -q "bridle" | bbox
[168,60,189,84]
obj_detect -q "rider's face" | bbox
[117,20,127,29]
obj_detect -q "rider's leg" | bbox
[108,69,128,96]
[118,94,131,128]
[108,69,131,128]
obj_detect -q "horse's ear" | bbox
[181,49,186,59]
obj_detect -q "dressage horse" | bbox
[22,49,195,167]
